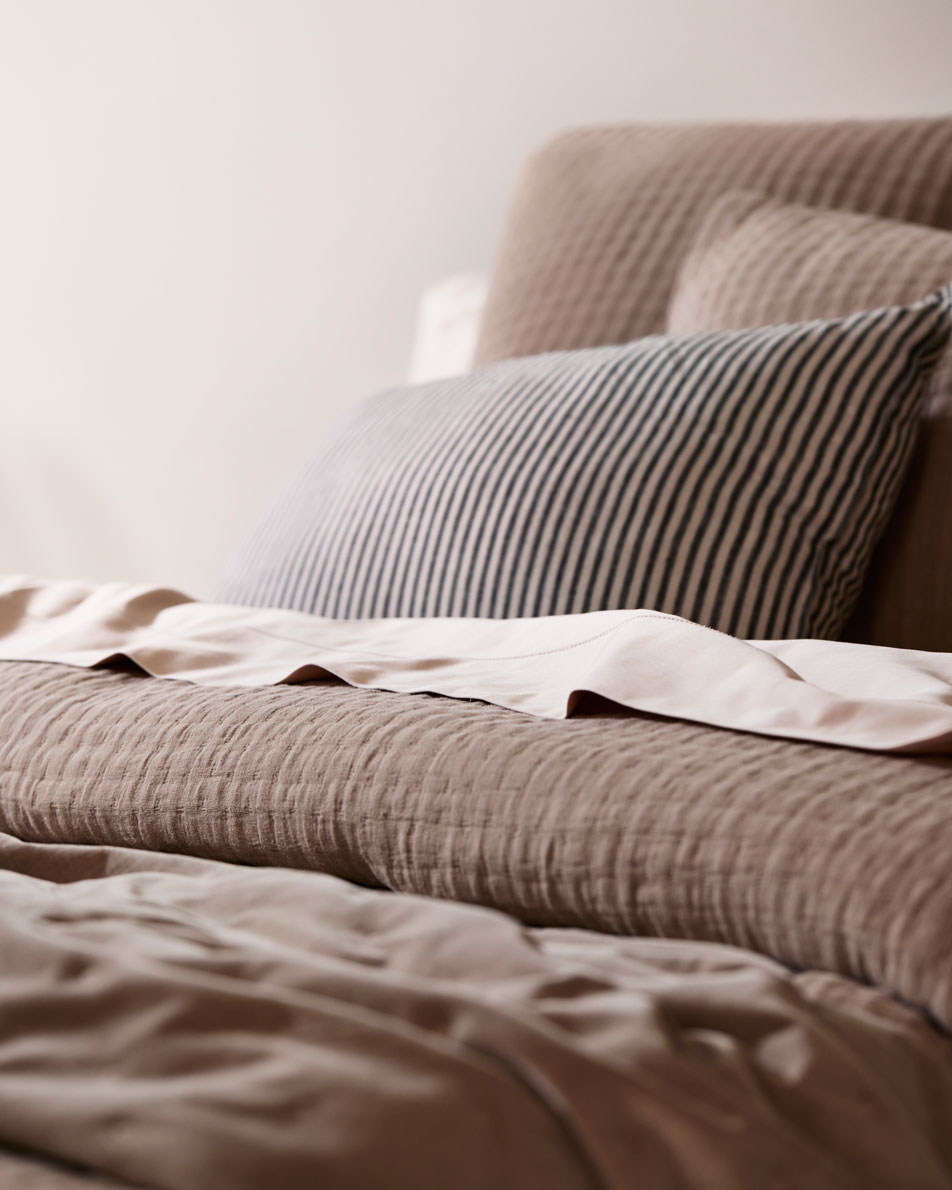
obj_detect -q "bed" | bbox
[3,116,952,1189]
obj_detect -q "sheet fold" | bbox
[4,575,952,751]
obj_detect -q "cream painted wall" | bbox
[2,0,952,596]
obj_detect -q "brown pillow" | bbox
[667,191,952,651]
[474,118,952,367]
[667,190,952,413]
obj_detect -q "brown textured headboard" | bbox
[474,118,952,365]
[474,117,952,653]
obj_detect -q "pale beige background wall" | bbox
[2,0,952,595]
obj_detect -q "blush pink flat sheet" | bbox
[3,575,952,752]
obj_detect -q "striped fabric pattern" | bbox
[666,189,952,651]
[215,289,952,639]
[474,119,952,366]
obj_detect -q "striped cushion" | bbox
[666,191,952,651]
[474,119,952,366]
[215,290,952,639]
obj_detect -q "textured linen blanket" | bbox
[4,576,952,1186]
[5,575,952,751]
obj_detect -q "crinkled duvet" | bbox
[3,831,952,1190]
[2,657,952,1187]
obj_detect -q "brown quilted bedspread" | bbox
[3,659,952,1034]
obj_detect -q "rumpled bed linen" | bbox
[1,831,952,1190]
[4,578,952,1186]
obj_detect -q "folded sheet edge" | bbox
[3,575,952,753]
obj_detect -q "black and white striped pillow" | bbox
[216,287,952,638]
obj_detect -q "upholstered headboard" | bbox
[473,117,952,652]
[474,118,952,365]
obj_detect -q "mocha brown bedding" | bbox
[2,830,952,1190]
[3,660,952,1023]
[0,1149,138,1189]
[3,659,952,1187]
